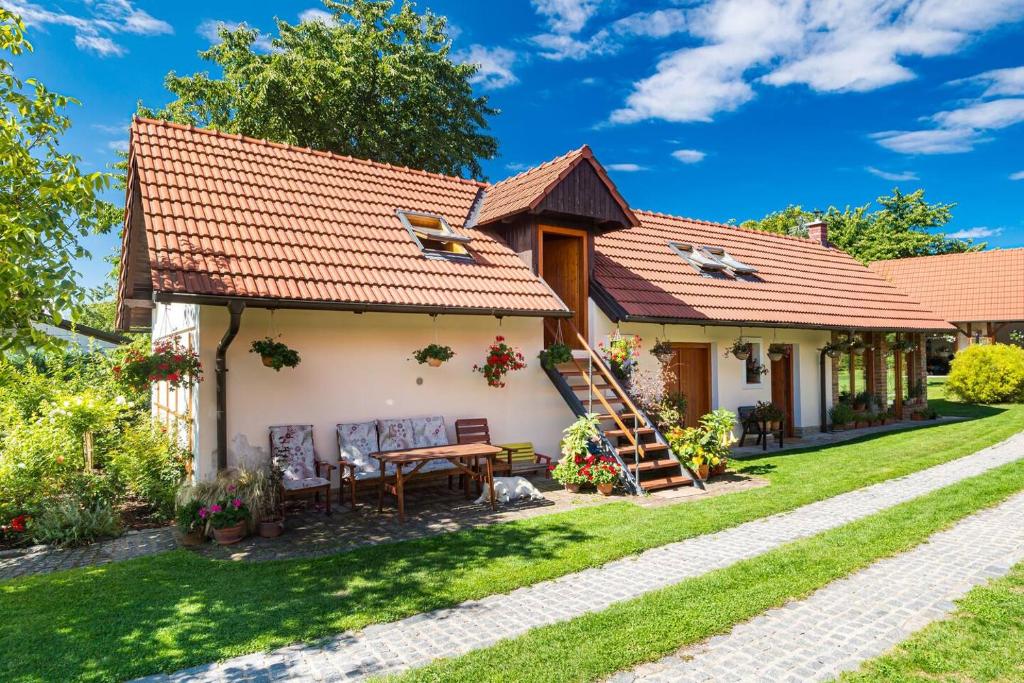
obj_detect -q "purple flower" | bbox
[210,504,222,513]
[227,484,237,493]
[231,498,242,509]
[198,507,208,519]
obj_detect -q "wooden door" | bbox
[770,346,795,436]
[539,226,588,348]
[666,343,711,427]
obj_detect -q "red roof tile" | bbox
[476,146,638,227]
[125,118,569,316]
[869,250,1024,323]
[594,212,954,331]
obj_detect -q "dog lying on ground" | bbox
[474,476,545,505]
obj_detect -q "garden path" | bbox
[0,527,177,580]
[613,489,1024,682]
[133,430,1024,682]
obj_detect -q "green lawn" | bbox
[387,459,1024,683]
[1,396,1022,682]
[840,561,1024,682]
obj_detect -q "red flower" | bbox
[158,363,169,371]
[167,372,180,382]
[495,335,505,342]
[9,515,27,532]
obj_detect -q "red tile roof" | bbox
[594,212,954,331]
[124,118,569,317]
[869,250,1024,323]
[476,146,638,227]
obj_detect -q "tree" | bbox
[741,188,980,263]
[143,0,498,178]
[0,9,115,353]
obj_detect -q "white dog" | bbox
[475,476,545,505]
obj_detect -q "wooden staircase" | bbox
[542,322,702,494]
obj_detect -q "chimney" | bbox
[806,220,829,247]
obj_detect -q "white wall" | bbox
[194,306,575,483]
[589,300,831,433]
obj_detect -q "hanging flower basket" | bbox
[725,339,750,361]
[114,340,203,392]
[250,337,301,371]
[599,333,641,380]
[848,337,867,356]
[767,343,788,362]
[889,338,915,355]
[822,341,842,358]
[538,342,573,370]
[474,336,526,388]
[413,343,455,367]
[651,339,674,364]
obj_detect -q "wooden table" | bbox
[371,443,504,523]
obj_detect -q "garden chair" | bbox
[269,424,335,515]
[455,418,552,479]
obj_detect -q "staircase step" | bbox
[605,427,655,438]
[639,473,695,491]
[617,442,670,456]
[630,457,681,473]
[595,412,638,421]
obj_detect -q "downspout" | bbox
[216,301,245,471]
[819,348,829,433]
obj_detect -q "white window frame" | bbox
[397,210,474,261]
[741,337,766,388]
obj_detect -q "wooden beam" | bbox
[123,298,155,309]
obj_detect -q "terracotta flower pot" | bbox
[596,483,614,496]
[564,483,581,493]
[693,463,709,481]
[426,357,443,367]
[212,521,247,545]
[261,355,274,368]
[177,527,206,547]
[710,461,727,477]
[258,518,284,538]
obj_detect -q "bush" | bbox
[30,497,121,547]
[106,423,188,518]
[946,344,1024,404]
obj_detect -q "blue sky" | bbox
[4,0,1024,291]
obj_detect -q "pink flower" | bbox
[231,498,242,509]
[210,504,222,513]
[198,507,208,519]
[227,484,237,493]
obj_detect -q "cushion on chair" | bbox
[377,418,415,451]
[270,425,315,481]
[337,421,379,476]
[282,476,330,491]
[412,416,449,448]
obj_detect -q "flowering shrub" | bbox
[552,414,602,486]
[1,514,30,546]
[666,409,736,473]
[598,333,640,380]
[473,336,526,388]
[113,339,202,392]
[947,343,1024,404]
[204,496,249,529]
[582,454,621,486]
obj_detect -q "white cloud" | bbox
[955,66,1024,97]
[605,163,646,172]
[947,226,1003,239]
[531,0,603,35]
[865,166,919,181]
[93,122,128,135]
[608,1,1024,124]
[505,162,529,172]
[1011,170,1024,180]
[871,128,985,154]
[197,19,274,52]
[107,139,129,152]
[298,8,336,25]
[532,8,688,61]
[931,98,1024,130]
[671,149,706,164]
[610,9,688,39]
[1,0,172,56]
[455,45,519,90]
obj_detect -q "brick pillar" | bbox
[915,334,928,407]
[870,333,888,409]
[830,330,840,407]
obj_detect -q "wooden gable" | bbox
[535,160,633,230]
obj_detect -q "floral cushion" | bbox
[270,425,315,481]
[282,476,330,491]
[377,418,415,452]
[412,416,449,448]
[337,421,379,476]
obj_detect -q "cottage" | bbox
[116,118,952,492]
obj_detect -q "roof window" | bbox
[397,211,473,261]
[703,246,758,275]
[668,242,757,277]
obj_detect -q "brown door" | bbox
[666,343,711,427]
[770,346,795,436]
[539,226,588,348]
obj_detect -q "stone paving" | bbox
[0,527,177,580]
[615,490,1024,683]
[135,430,1024,682]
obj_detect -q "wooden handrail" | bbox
[567,354,640,455]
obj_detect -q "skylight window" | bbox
[668,242,758,278]
[397,211,473,260]
[703,246,758,275]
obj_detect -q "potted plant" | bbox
[725,338,750,360]
[413,343,455,367]
[822,341,843,358]
[206,498,249,545]
[538,341,573,370]
[585,457,621,496]
[114,339,203,392]
[828,402,854,431]
[650,338,674,364]
[250,337,301,371]
[175,499,206,546]
[598,333,641,380]
[848,337,867,356]
[554,414,602,492]
[665,409,734,482]
[767,343,788,362]
[473,336,527,388]
[754,401,784,431]
[852,390,873,411]
[853,411,869,429]
[254,462,284,539]
[889,338,915,355]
